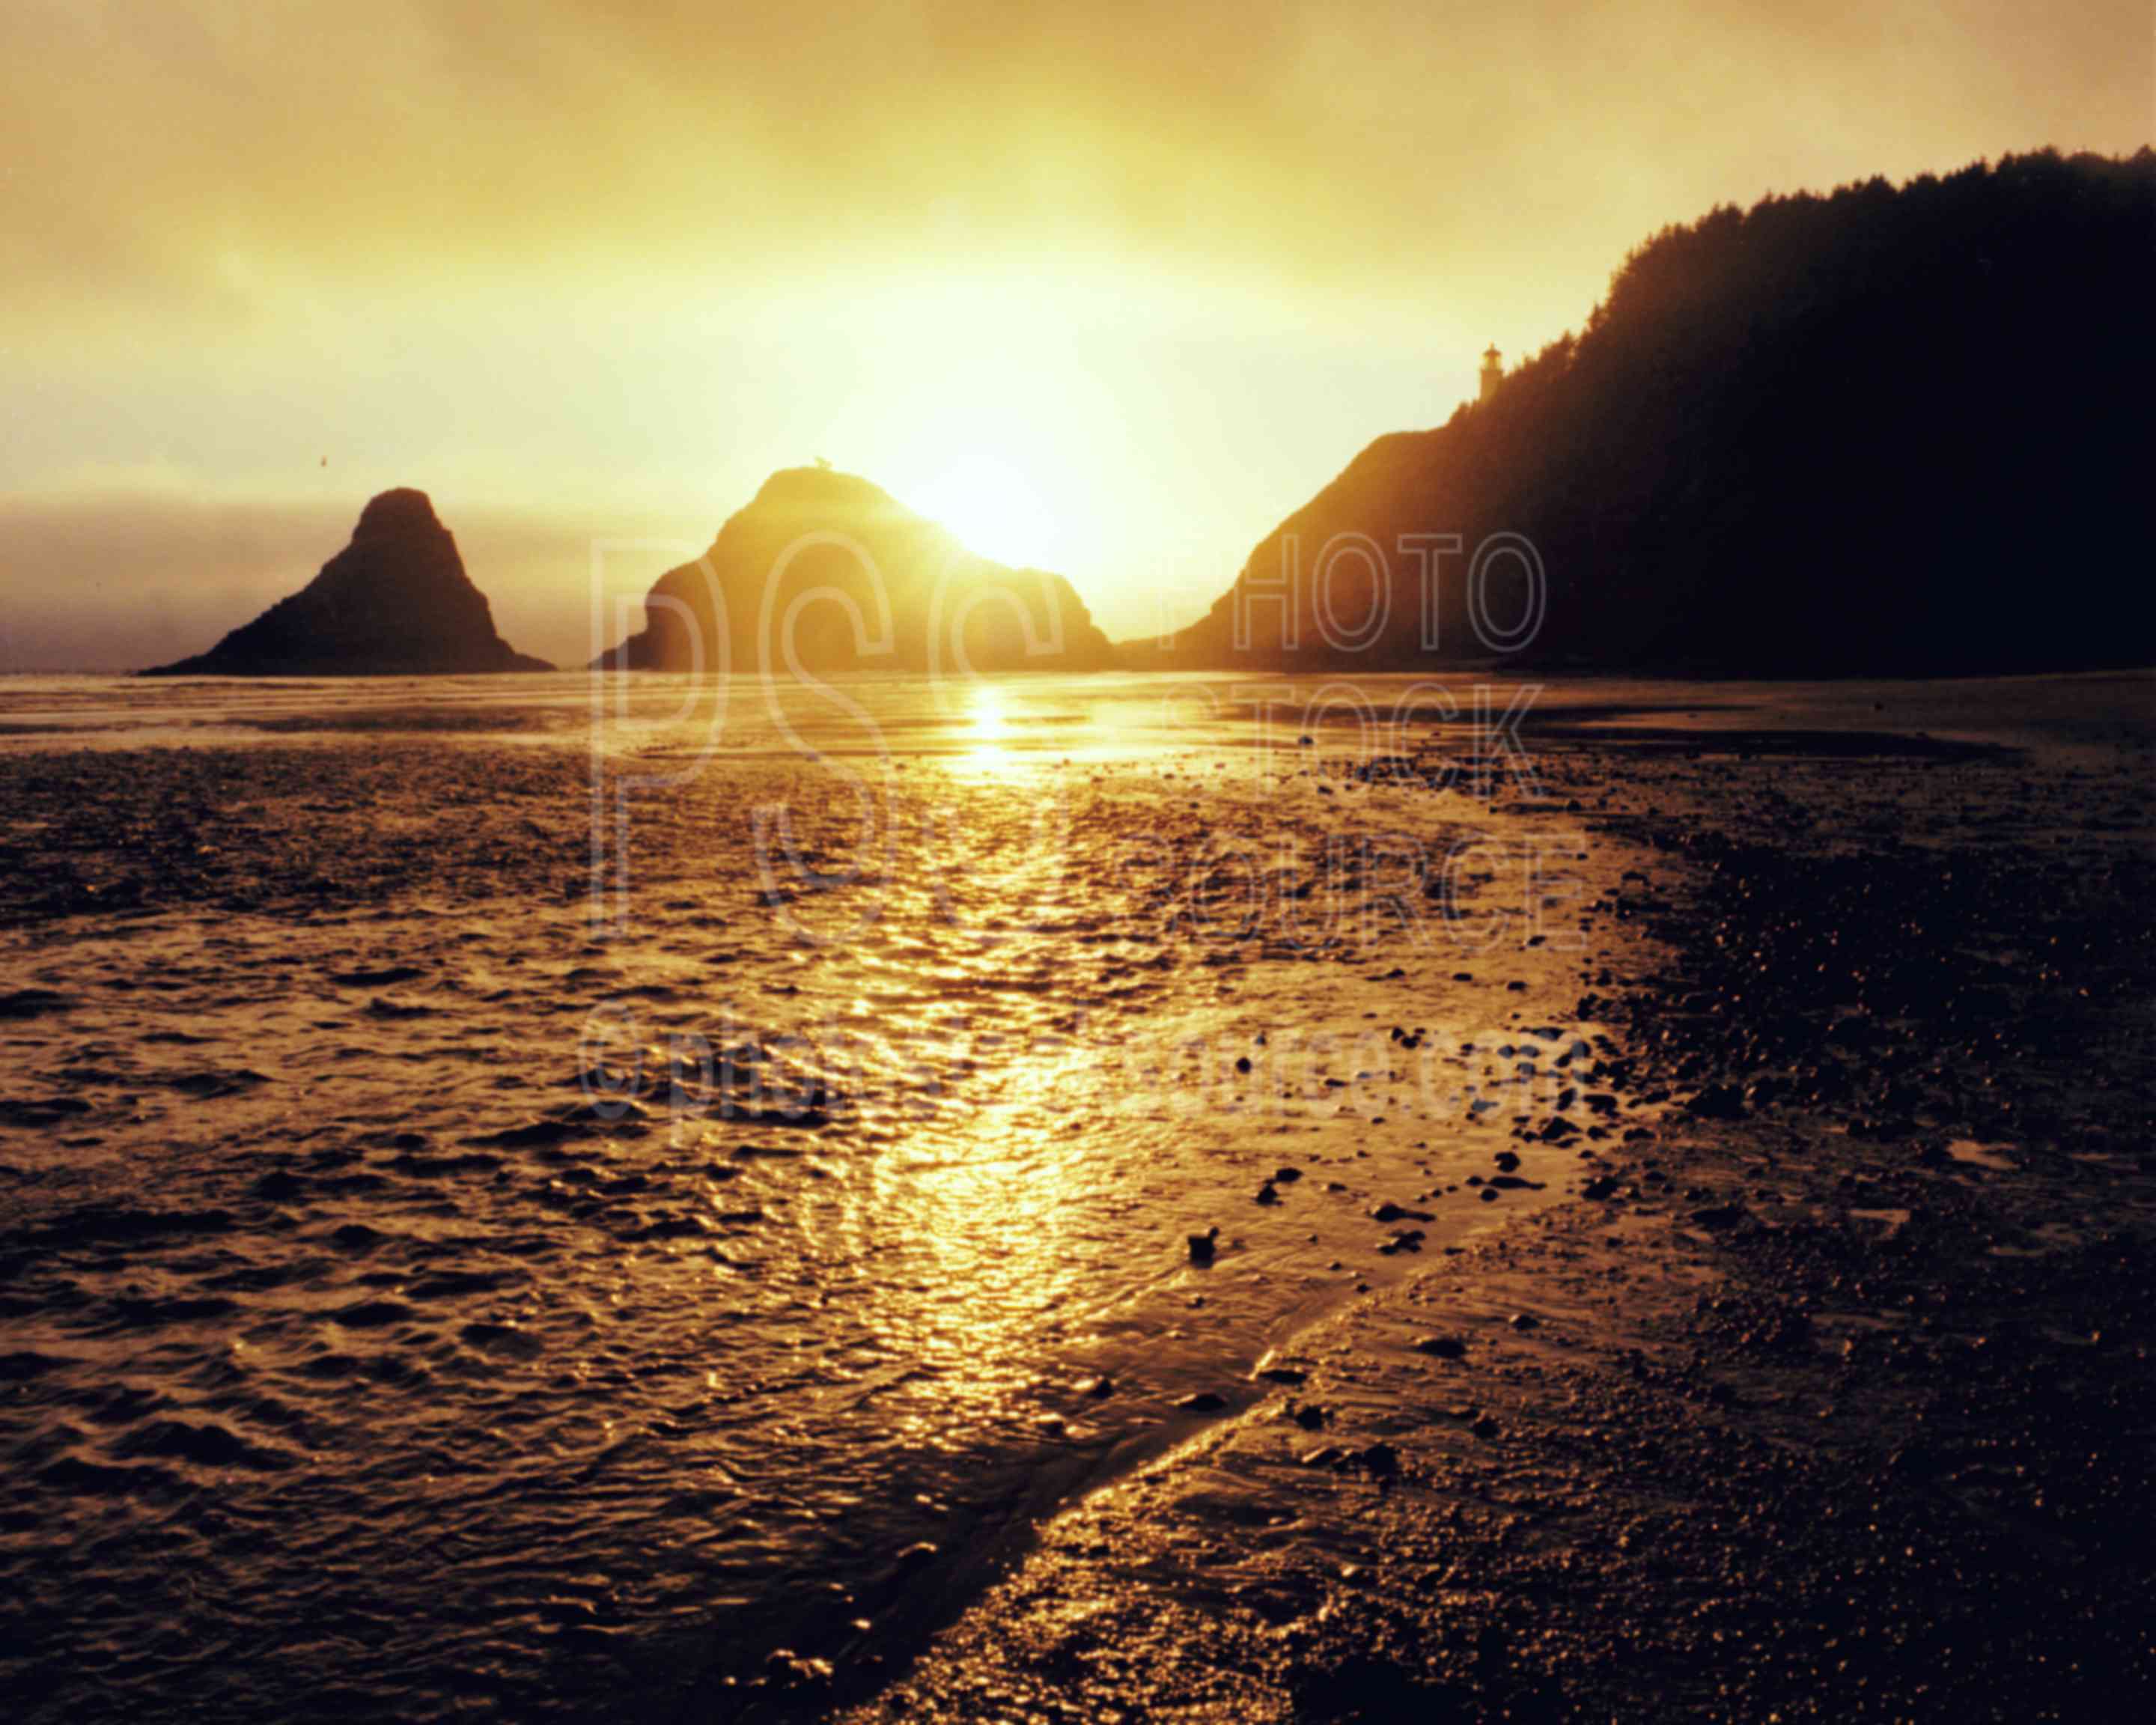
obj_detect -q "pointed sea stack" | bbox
[143,489,552,676]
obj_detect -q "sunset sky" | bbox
[2,1,2149,668]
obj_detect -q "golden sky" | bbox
[2,1,2150,663]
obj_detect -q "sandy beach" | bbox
[1,670,2148,1721]
[837,672,2156,1724]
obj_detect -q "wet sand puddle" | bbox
[0,673,1664,1721]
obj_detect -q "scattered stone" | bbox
[761,1649,835,1690]
[1684,1084,1747,1121]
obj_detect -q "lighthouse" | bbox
[1479,344,1502,404]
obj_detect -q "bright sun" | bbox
[907,455,1058,571]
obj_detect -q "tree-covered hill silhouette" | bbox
[1157,150,2155,674]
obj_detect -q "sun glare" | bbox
[907,456,1057,571]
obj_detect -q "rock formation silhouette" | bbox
[592,466,1117,673]
[143,489,551,676]
[1151,150,2156,675]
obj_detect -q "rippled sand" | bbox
[1,671,1664,1721]
[16,671,2145,1721]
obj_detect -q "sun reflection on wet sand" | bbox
[960,681,1016,774]
[0,668,1665,1720]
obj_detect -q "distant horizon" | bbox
[7,142,2154,676]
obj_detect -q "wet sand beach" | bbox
[841,673,2156,1724]
[1,670,2151,1721]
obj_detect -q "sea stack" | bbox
[592,465,1118,674]
[143,488,552,676]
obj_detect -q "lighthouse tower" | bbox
[1479,344,1502,404]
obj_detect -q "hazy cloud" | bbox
[2,2,2148,625]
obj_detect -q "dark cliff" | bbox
[1152,150,2156,675]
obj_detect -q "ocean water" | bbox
[0,671,1639,1721]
